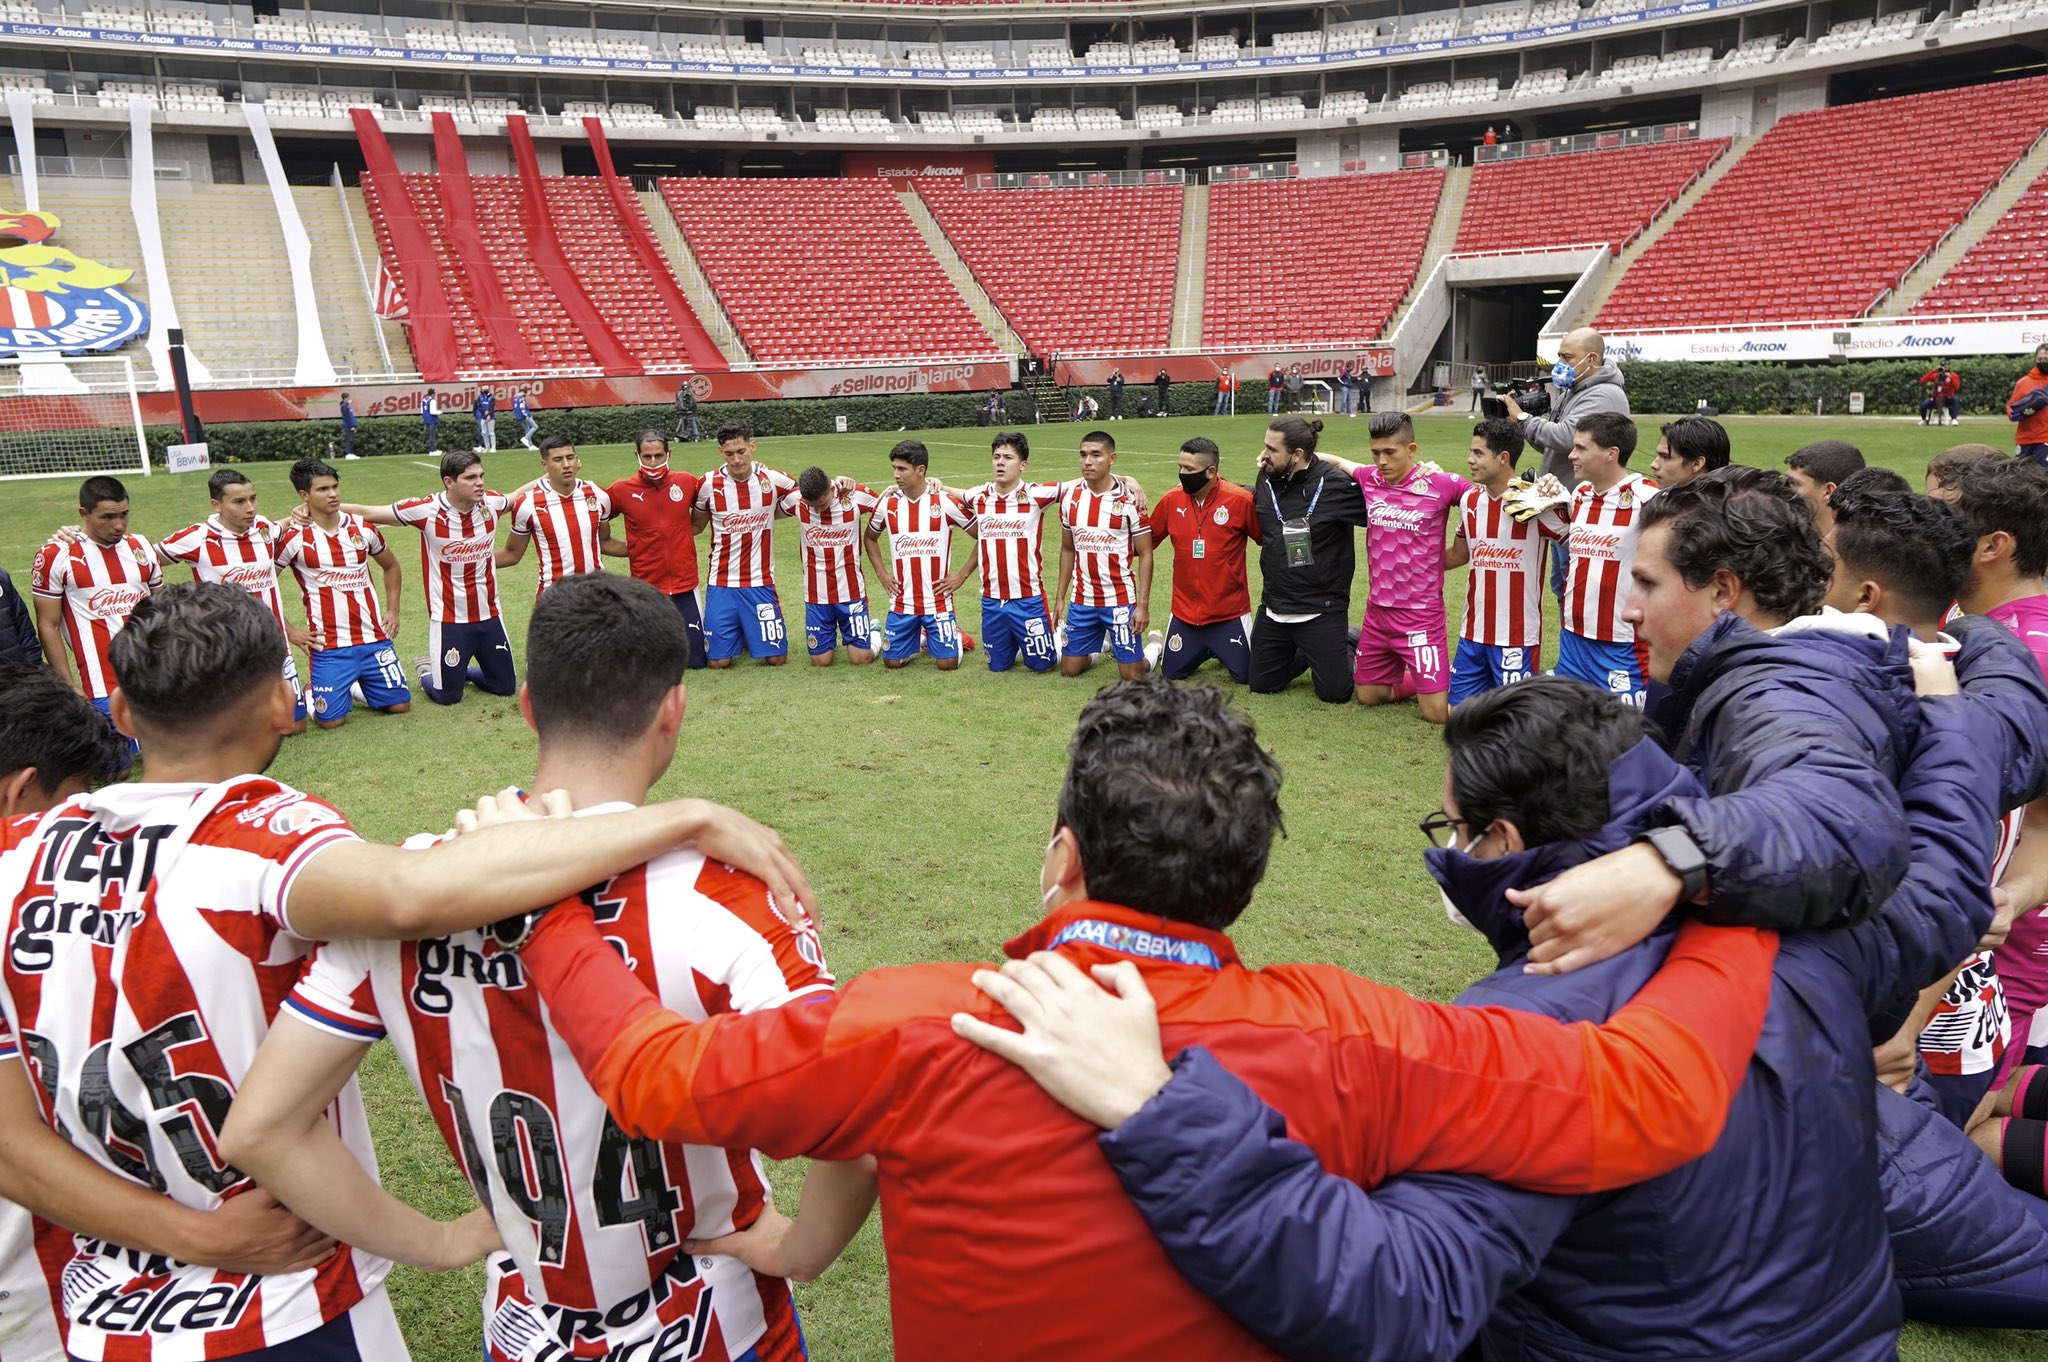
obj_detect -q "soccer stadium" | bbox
[7,0,2048,1357]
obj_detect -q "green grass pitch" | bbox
[2,411,2039,1361]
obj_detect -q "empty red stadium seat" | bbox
[1202,171,1444,348]
[915,180,1182,353]
[658,177,996,364]
[1910,162,2048,317]
[1598,76,2048,329]
[1455,140,1729,254]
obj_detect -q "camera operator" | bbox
[1504,328,1630,485]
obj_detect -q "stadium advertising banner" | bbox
[0,208,148,356]
[1607,319,2048,363]
[0,0,1770,87]
[124,361,1015,427]
[841,151,995,189]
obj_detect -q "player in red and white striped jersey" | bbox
[1447,419,1547,707]
[781,467,881,665]
[864,441,975,670]
[1533,414,1657,707]
[0,582,826,1361]
[155,468,310,734]
[222,575,867,1362]
[278,458,412,730]
[29,476,161,724]
[330,452,517,706]
[498,436,614,598]
[694,422,796,668]
[1054,431,1153,681]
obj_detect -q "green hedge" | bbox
[163,392,1009,466]
[1617,358,2027,416]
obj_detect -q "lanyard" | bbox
[1266,469,1322,522]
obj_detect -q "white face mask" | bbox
[1436,831,1483,930]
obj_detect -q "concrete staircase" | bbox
[1568,133,1758,328]
[636,189,753,366]
[1382,164,1471,338]
[1170,183,1209,349]
[896,188,1026,355]
[1870,132,2048,317]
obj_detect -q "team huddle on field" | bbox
[16,403,2048,1362]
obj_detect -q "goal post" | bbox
[0,355,152,483]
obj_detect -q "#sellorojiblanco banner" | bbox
[1606,319,2048,363]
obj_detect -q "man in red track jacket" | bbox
[2010,344,2048,466]
[1921,359,1962,426]
[515,679,1776,1362]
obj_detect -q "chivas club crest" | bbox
[0,209,148,356]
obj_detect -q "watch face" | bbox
[487,911,537,951]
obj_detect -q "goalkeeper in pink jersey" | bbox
[1325,413,1471,724]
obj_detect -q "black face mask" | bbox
[2037,361,2048,376]
[1180,470,1212,498]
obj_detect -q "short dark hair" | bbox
[206,468,254,501]
[1368,411,1415,442]
[890,439,930,469]
[1927,443,2009,490]
[526,574,688,745]
[715,419,753,446]
[1080,429,1116,452]
[1575,411,1637,464]
[1636,466,1833,623]
[634,429,669,451]
[1830,466,1912,501]
[290,457,338,493]
[79,475,128,511]
[1830,489,1977,622]
[1444,677,1658,848]
[0,659,132,791]
[1180,436,1220,466]
[1949,459,2048,577]
[1786,440,1865,488]
[992,430,1030,461]
[536,433,574,458]
[1268,415,1323,457]
[1658,417,1730,473]
[1057,679,1283,932]
[110,583,286,729]
[1471,418,1524,462]
[796,465,831,502]
[440,450,483,482]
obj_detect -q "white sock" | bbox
[869,629,884,653]
[350,682,367,704]
[1144,641,1164,668]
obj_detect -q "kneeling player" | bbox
[1149,437,1257,683]
[221,574,867,1362]
[787,464,881,665]
[957,432,1059,674]
[1346,413,1468,724]
[697,421,796,668]
[279,458,412,728]
[866,440,976,670]
[1447,420,1546,706]
[1056,431,1153,679]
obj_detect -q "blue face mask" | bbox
[1551,359,1578,390]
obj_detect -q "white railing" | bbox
[1473,120,1702,164]
[7,153,189,179]
[176,351,1014,390]
[962,168,1186,189]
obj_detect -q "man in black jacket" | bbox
[0,563,38,666]
[1248,416,1369,702]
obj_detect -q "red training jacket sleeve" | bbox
[1334,921,1776,1195]
[522,902,901,1161]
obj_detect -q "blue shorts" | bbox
[310,641,412,722]
[1161,614,1251,683]
[1448,638,1542,706]
[981,596,1056,672]
[1555,630,1645,707]
[883,610,961,663]
[704,585,788,661]
[87,695,140,763]
[1064,603,1143,664]
[805,600,875,656]
[420,617,517,705]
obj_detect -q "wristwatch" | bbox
[1634,825,1709,902]
[486,907,549,953]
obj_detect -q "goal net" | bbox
[0,354,152,482]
